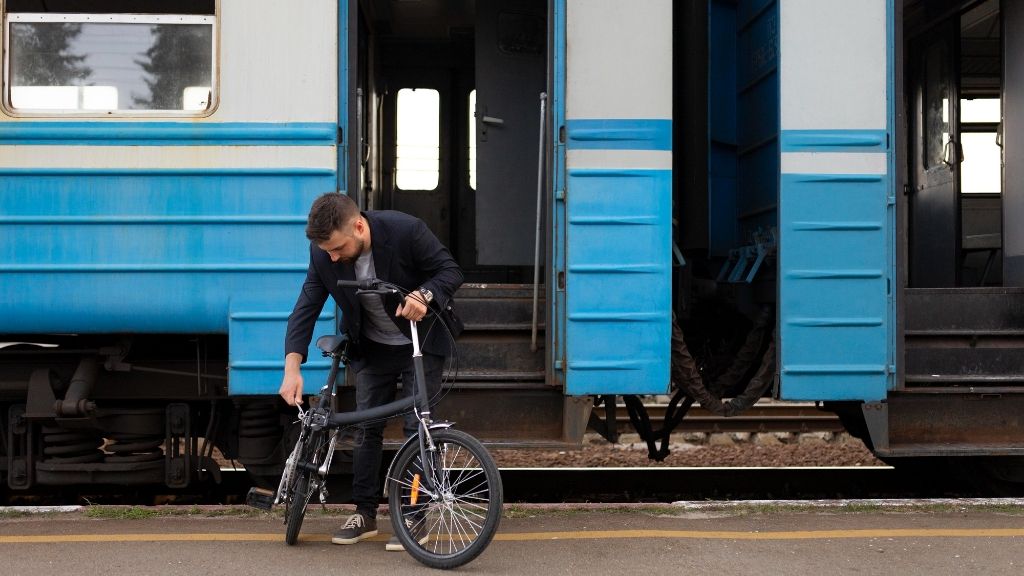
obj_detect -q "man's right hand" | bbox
[280,352,306,406]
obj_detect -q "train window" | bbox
[961,98,1000,123]
[3,13,215,115]
[961,98,1001,194]
[396,88,440,191]
[469,90,477,190]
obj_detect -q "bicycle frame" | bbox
[273,308,441,508]
[248,278,502,569]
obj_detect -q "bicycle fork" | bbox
[410,320,440,495]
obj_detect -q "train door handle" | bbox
[942,139,964,170]
[481,116,504,126]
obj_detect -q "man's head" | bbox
[305,192,369,264]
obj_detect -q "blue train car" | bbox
[2,0,1023,493]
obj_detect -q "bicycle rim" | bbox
[388,429,502,569]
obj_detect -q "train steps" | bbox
[903,287,1024,387]
[335,283,589,448]
[451,283,546,385]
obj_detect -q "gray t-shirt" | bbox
[354,250,411,345]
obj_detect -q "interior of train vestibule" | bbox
[904,0,1017,288]
[350,0,547,283]
[900,0,1024,392]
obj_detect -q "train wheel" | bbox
[388,428,502,569]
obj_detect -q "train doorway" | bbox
[904,0,1003,288]
[353,0,547,282]
[345,0,563,440]
[900,0,1024,390]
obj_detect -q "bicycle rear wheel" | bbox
[387,428,502,569]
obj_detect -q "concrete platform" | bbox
[2,502,1024,575]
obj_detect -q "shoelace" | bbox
[342,514,364,529]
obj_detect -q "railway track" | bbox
[0,402,865,506]
[3,464,987,506]
[498,465,982,502]
[601,402,844,434]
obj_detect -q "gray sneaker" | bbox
[385,517,429,551]
[331,513,378,545]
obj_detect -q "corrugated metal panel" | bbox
[777,0,894,401]
[779,172,890,400]
[228,298,336,395]
[564,167,671,395]
[560,0,673,396]
[0,168,335,334]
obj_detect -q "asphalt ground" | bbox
[2,501,1024,575]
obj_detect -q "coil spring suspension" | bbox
[104,431,165,463]
[41,425,104,464]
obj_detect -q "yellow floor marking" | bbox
[493,528,1024,541]
[3,528,1024,544]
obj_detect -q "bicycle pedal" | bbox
[246,487,275,511]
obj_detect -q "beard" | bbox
[338,236,366,264]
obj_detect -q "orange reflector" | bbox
[411,474,421,505]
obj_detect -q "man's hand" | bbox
[395,293,428,322]
[280,353,305,406]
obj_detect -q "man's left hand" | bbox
[396,294,428,322]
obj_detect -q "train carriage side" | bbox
[0,0,341,488]
[6,0,1021,496]
[0,0,678,491]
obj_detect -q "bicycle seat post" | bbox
[318,353,342,411]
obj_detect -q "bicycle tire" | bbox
[284,427,326,546]
[387,428,502,569]
[284,470,310,545]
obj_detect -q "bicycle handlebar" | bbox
[337,278,382,290]
[337,278,403,297]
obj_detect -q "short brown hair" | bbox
[305,192,360,242]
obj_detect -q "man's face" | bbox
[318,219,367,264]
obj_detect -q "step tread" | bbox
[904,374,1024,383]
[453,370,546,381]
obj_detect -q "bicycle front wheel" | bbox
[284,470,311,545]
[282,428,326,546]
[387,428,503,569]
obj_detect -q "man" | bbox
[280,192,463,550]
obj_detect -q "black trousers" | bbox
[351,339,444,519]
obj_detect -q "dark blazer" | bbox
[284,211,464,367]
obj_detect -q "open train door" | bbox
[556,0,673,395]
[907,17,961,288]
[1006,1,1024,285]
[777,0,895,401]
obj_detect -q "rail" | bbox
[603,402,844,434]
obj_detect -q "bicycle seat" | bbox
[315,334,350,356]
